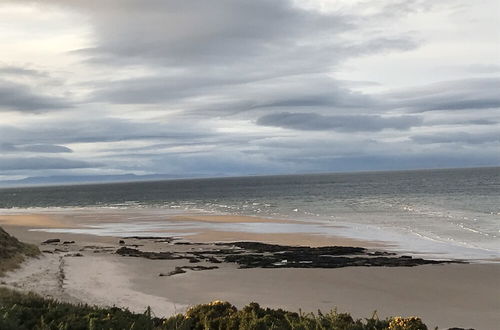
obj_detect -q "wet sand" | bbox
[1,210,499,329]
[0,211,383,247]
[0,213,72,228]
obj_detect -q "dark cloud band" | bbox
[257,112,422,132]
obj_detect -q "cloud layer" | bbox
[0,80,70,112]
[0,0,498,183]
[257,113,422,131]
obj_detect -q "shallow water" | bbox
[1,167,499,260]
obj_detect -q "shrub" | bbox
[0,288,433,330]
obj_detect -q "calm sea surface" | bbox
[1,167,499,259]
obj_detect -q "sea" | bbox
[0,167,499,261]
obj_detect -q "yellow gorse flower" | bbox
[208,300,226,306]
[388,316,426,330]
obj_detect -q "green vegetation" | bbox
[0,288,430,330]
[0,226,40,276]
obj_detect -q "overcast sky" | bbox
[0,0,499,183]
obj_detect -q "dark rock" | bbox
[124,236,175,242]
[115,240,463,270]
[214,242,462,269]
[119,240,125,245]
[154,239,174,243]
[368,251,395,256]
[223,252,455,269]
[218,241,366,255]
[202,249,245,255]
[174,242,205,245]
[83,245,116,250]
[165,267,186,276]
[190,252,222,263]
[162,265,219,277]
[207,256,222,263]
[42,239,60,244]
[125,244,142,248]
[115,247,184,260]
[184,265,219,271]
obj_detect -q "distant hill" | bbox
[0,173,196,188]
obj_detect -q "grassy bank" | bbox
[0,287,432,330]
[0,226,40,276]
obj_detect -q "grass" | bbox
[0,226,40,276]
[0,287,431,330]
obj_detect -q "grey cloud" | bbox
[145,152,281,177]
[0,143,72,153]
[387,77,500,112]
[22,144,73,153]
[462,64,500,74]
[70,0,352,66]
[0,157,97,170]
[411,132,500,145]
[271,154,500,172]
[434,64,500,75]
[252,84,375,110]
[257,112,422,132]
[93,73,377,115]
[378,0,441,17]
[0,80,71,112]
[0,116,216,146]
[467,119,498,125]
[341,37,418,58]
[91,74,234,104]
[0,65,48,78]
[258,96,339,108]
[16,0,424,69]
[249,134,500,172]
[41,0,419,109]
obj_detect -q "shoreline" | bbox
[0,210,387,249]
[1,209,499,329]
[1,207,498,261]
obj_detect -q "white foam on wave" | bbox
[321,216,500,261]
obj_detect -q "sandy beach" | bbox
[1,210,499,329]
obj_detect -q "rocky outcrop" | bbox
[115,239,463,270]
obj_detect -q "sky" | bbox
[0,0,499,184]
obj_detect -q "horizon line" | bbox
[1,165,498,190]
